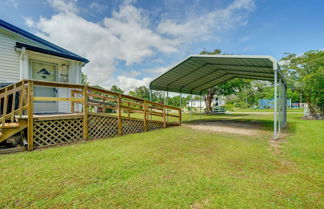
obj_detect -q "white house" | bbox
[0,19,88,113]
[186,97,226,109]
[186,100,206,108]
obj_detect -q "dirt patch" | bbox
[183,120,265,136]
[268,126,289,155]
[269,139,283,155]
[190,199,209,209]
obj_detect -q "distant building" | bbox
[258,98,292,108]
[186,100,206,108]
[186,97,225,109]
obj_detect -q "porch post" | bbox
[83,85,89,140]
[27,81,34,151]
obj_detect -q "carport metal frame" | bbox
[149,55,287,140]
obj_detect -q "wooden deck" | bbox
[0,80,181,151]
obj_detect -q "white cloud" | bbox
[27,0,255,91]
[157,0,255,41]
[88,2,108,13]
[30,0,179,88]
[5,0,18,9]
[24,17,35,27]
[117,75,152,92]
[144,66,170,75]
[48,0,78,14]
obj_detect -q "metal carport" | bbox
[149,55,287,139]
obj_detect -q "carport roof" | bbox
[149,55,286,95]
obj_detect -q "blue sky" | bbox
[1,0,323,90]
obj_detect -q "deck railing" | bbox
[0,80,181,150]
[0,81,28,126]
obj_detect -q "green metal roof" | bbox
[149,55,286,95]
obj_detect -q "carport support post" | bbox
[281,80,284,127]
[166,91,169,121]
[278,77,282,134]
[280,78,284,129]
[179,92,182,109]
[190,94,193,120]
[199,95,202,119]
[284,84,287,126]
[149,89,152,120]
[274,69,278,140]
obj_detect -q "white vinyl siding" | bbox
[57,61,82,113]
[1,27,84,113]
[58,88,70,113]
[0,32,20,83]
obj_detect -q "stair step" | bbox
[1,123,20,129]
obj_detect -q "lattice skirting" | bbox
[88,115,118,140]
[147,120,164,131]
[122,118,144,134]
[33,119,84,146]
[33,115,169,147]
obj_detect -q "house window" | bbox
[60,64,69,82]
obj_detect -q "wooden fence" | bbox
[0,80,181,151]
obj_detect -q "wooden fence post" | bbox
[83,86,89,141]
[27,81,34,151]
[163,105,166,128]
[117,94,122,135]
[127,102,130,118]
[11,84,16,122]
[70,90,75,113]
[143,101,147,131]
[18,81,24,118]
[102,96,106,113]
[178,109,182,125]
[2,87,8,129]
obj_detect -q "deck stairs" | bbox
[0,81,28,143]
[0,119,27,143]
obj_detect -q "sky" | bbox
[0,0,323,91]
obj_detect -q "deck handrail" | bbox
[14,79,179,110]
[0,79,181,151]
[0,80,28,127]
[0,79,181,111]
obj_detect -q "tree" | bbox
[129,86,150,100]
[280,50,324,116]
[202,79,251,112]
[200,49,221,55]
[110,85,124,94]
[81,72,89,85]
[199,49,251,112]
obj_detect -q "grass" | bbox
[0,113,323,208]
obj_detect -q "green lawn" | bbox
[0,113,323,208]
